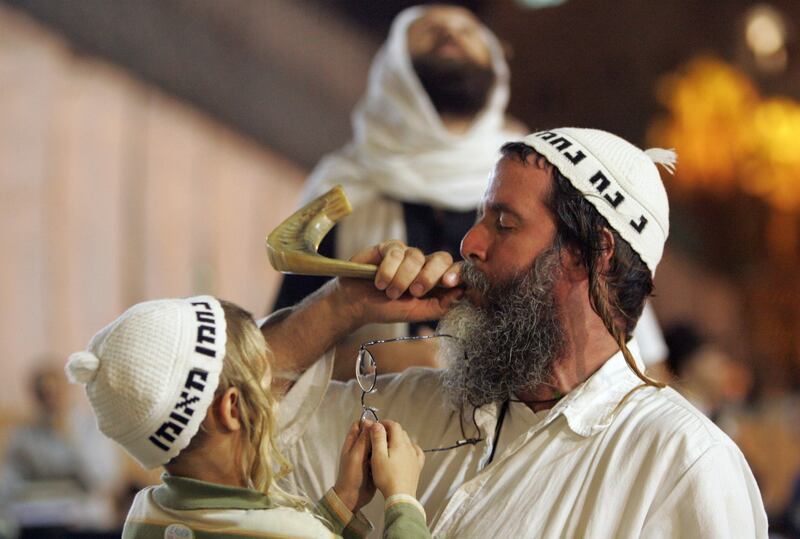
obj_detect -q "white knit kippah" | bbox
[65,296,227,469]
[521,128,674,275]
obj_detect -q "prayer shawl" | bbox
[300,5,520,261]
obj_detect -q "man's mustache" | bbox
[457,261,493,308]
[459,261,488,291]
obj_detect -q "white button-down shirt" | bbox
[277,341,768,538]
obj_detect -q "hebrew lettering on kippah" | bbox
[149,420,184,452]
[197,324,216,344]
[529,131,656,246]
[563,149,586,165]
[630,215,648,233]
[548,137,572,151]
[195,345,215,357]
[604,191,625,208]
[169,411,190,426]
[191,301,219,359]
[588,171,610,193]
[185,369,208,391]
[176,393,200,411]
[147,367,211,452]
[149,435,169,451]
[196,311,214,324]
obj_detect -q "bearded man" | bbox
[272,5,523,377]
[263,128,767,537]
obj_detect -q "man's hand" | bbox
[331,240,464,328]
[263,241,463,386]
[369,420,425,498]
[333,421,377,513]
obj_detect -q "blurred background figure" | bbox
[272,5,523,380]
[0,364,121,538]
[663,322,800,537]
[786,475,800,537]
[664,323,753,420]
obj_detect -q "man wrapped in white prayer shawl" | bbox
[272,5,523,368]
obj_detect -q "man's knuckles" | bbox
[405,248,426,265]
[427,251,454,266]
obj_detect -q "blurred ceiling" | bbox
[3,0,800,168]
[1,0,378,167]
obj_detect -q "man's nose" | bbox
[460,224,487,263]
[432,22,459,43]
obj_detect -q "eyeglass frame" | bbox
[355,333,485,453]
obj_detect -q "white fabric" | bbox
[65,296,227,469]
[522,128,671,275]
[277,339,767,538]
[300,5,520,261]
[634,301,669,366]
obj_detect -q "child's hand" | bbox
[369,420,425,498]
[333,421,376,513]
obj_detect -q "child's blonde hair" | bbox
[174,299,309,509]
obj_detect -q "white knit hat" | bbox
[521,128,675,275]
[64,296,227,469]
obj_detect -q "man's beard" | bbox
[412,52,495,117]
[438,246,567,408]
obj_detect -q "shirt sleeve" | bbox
[316,488,373,539]
[383,494,432,539]
[642,442,769,538]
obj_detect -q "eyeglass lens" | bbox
[355,334,483,452]
[360,407,379,423]
[356,348,377,392]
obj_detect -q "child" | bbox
[65,296,430,538]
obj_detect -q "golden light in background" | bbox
[649,52,800,402]
[747,98,800,211]
[744,4,788,73]
[649,56,800,213]
[649,57,759,192]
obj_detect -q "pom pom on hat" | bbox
[644,148,677,175]
[65,351,100,384]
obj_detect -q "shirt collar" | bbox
[539,339,650,437]
[153,473,278,511]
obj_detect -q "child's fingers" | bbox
[370,422,389,461]
[351,420,372,459]
[381,420,405,450]
[341,421,360,455]
[397,423,413,450]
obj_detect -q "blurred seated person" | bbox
[664,324,752,421]
[271,5,523,380]
[0,363,121,536]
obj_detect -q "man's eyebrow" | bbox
[487,202,523,220]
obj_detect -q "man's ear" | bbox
[596,228,616,273]
[217,386,242,432]
[560,229,616,282]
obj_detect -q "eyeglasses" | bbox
[356,334,485,453]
